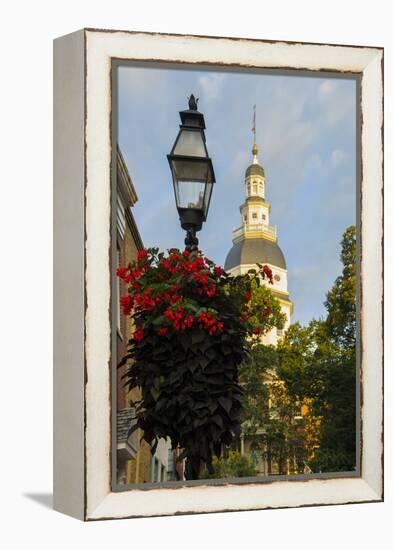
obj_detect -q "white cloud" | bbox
[318,80,336,98]
[317,79,355,127]
[198,73,225,102]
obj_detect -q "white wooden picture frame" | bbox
[53,28,383,521]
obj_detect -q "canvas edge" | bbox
[77,29,383,520]
[359,48,384,499]
[53,29,86,521]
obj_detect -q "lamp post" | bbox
[167,95,216,251]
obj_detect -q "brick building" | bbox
[115,147,166,484]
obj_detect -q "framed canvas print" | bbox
[53,29,383,520]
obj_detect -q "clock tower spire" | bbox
[224,108,293,345]
[240,107,270,228]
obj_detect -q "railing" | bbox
[232,223,277,241]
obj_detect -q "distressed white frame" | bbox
[53,29,383,521]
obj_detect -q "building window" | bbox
[126,406,138,457]
[244,215,247,222]
[252,183,257,194]
[262,214,266,220]
[151,457,160,483]
[277,328,284,338]
[252,213,257,219]
[274,274,281,282]
[117,195,126,240]
[116,246,121,331]
[293,402,303,418]
[167,449,175,481]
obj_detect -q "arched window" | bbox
[252,181,257,194]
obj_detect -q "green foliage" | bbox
[200,451,258,479]
[277,321,320,401]
[277,225,357,473]
[239,344,274,434]
[308,346,356,472]
[123,319,246,479]
[248,283,286,335]
[310,226,357,472]
[325,225,356,348]
[240,345,309,474]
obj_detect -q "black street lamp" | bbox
[167,95,216,251]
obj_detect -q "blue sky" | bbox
[117,65,357,325]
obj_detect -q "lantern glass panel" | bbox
[171,158,211,183]
[175,181,207,211]
[173,128,206,157]
[203,182,213,217]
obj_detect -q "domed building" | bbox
[224,140,293,346]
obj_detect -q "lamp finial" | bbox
[188,94,199,110]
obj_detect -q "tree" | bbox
[200,451,257,479]
[276,321,320,401]
[239,344,274,438]
[325,225,356,349]
[247,281,286,336]
[239,344,312,475]
[277,226,357,472]
[311,226,357,472]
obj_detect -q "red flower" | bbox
[197,310,224,335]
[137,249,148,261]
[131,268,143,279]
[253,326,262,335]
[164,309,174,319]
[163,306,185,332]
[262,265,273,282]
[135,288,156,311]
[161,259,176,273]
[134,328,144,342]
[194,271,209,285]
[206,285,217,297]
[214,266,225,278]
[182,315,194,330]
[157,327,168,337]
[116,267,129,280]
[262,307,272,318]
[244,291,252,302]
[120,295,133,315]
[130,279,142,290]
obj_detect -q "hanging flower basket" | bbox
[117,247,284,479]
